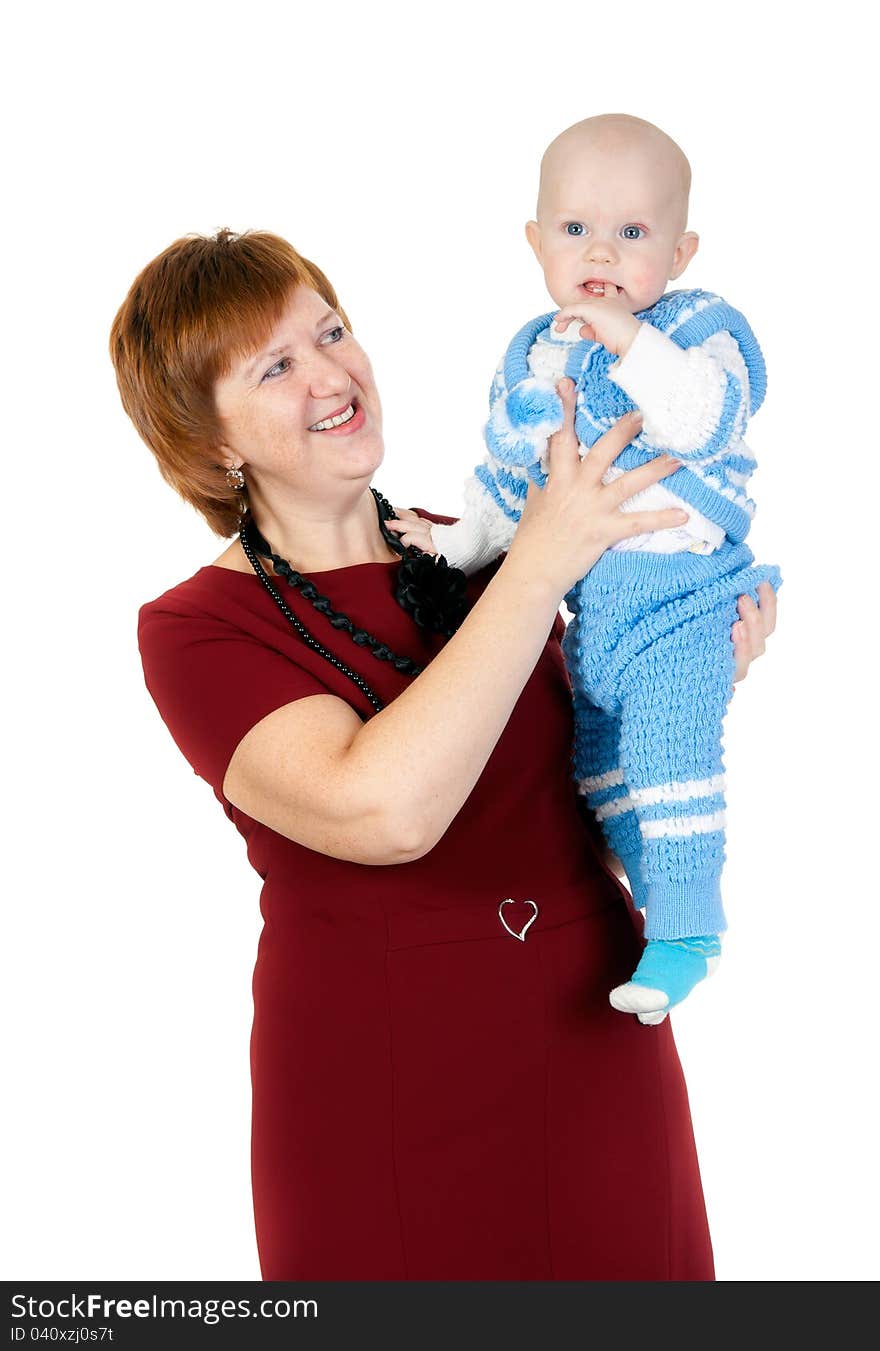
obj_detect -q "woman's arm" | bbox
[222,389,690,864]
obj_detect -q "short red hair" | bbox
[109,228,350,538]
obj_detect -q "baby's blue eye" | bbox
[621,225,645,240]
[565,222,586,236]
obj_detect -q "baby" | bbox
[417,114,782,1025]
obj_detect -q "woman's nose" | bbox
[307,351,350,399]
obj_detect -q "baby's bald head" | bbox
[527,112,699,313]
[536,114,692,236]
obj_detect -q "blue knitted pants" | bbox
[562,539,782,940]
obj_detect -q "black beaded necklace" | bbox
[237,488,469,713]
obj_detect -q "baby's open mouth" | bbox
[580,279,619,296]
[308,401,357,432]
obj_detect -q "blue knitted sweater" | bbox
[480,288,766,545]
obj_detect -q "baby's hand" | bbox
[554,283,641,358]
[384,507,439,555]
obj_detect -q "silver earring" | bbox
[225,466,245,490]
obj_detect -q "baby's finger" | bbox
[384,519,437,550]
[603,282,619,297]
[554,307,590,329]
[398,531,438,554]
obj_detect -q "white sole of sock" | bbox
[609,981,670,1015]
[610,953,722,1025]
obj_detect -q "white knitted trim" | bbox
[639,810,726,839]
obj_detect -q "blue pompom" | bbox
[506,378,562,431]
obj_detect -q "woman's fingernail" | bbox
[630,409,643,422]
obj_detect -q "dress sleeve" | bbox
[137,602,332,804]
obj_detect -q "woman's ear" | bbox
[525,220,543,265]
[217,444,242,474]
[670,231,700,280]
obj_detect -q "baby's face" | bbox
[526,138,697,314]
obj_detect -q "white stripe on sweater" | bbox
[630,776,725,807]
[640,810,726,839]
[594,796,636,821]
[578,768,626,793]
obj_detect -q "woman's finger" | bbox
[731,583,779,684]
[738,592,775,647]
[731,628,750,684]
[739,585,776,628]
[611,508,692,541]
[737,596,765,654]
[580,410,645,481]
[757,581,777,635]
[545,378,580,472]
[607,452,683,507]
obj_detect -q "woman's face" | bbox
[214,285,384,501]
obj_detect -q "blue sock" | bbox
[629,935,722,1007]
[609,935,722,1022]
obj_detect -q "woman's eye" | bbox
[565,222,586,237]
[320,325,346,345]
[262,357,290,381]
[621,225,645,240]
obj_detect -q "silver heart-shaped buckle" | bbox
[498,898,539,942]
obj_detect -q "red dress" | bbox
[137,509,714,1281]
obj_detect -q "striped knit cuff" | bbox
[642,879,727,941]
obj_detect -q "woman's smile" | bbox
[308,399,366,435]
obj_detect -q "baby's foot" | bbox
[609,936,722,1025]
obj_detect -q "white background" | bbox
[3,0,876,1282]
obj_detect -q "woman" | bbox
[113,228,775,1280]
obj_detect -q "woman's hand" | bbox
[384,506,439,555]
[506,378,688,596]
[731,583,777,690]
